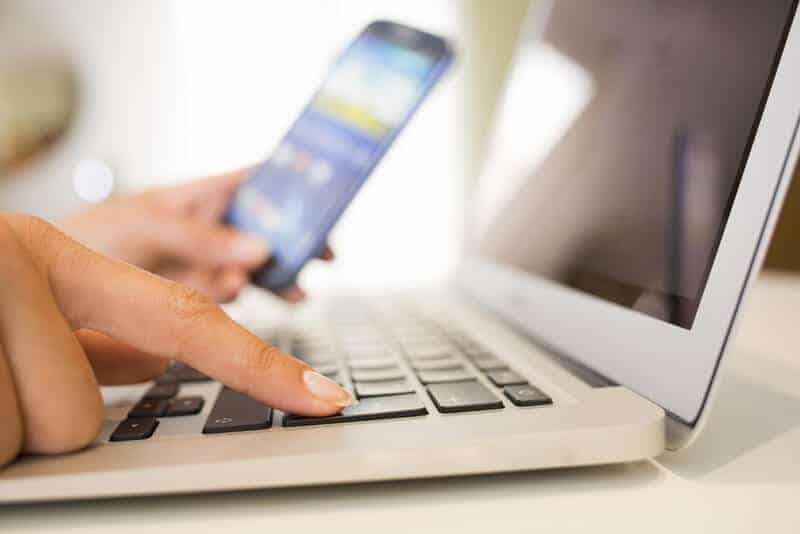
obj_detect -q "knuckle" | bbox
[16,214,60,246]
[237,342,288,397]
[1,213,78,271]
[166,282,219,323]
[164,282,222,358]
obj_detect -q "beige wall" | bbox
[766,164,800,271]
[460,0,531,186]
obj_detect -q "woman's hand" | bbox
[60,168,331,303]
[0,213,353,468]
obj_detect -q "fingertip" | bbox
[209,270,246,303]
[221,269,248,291]
[302,370,355,411]
[278,285,306,303]
[231,235,270,266]
[319,247,335,261]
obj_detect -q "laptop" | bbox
[2,0,799,503]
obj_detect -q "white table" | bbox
[3,274,800,533]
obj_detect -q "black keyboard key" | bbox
[428,381,504,413]
[129,399,168,418]
[471,356,507,371]
[411,358,462,371]
[110,418,158,441]
[165,396,204,417]
[351,367,406,382]
[203,387,272,434]
[486,370,527,387]
[157,362,211,383]
[416,368,472,384]
[284,394,427,427]
[355,379,414,399]
[504,385,552,407]
[144,382,179,400]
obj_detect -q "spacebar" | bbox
[202,386,273,434]
[283,393,427,427]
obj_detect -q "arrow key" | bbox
[110,417,159,442]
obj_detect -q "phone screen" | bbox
[226,22,451,289]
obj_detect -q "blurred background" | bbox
[0,0,796,299]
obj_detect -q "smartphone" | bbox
[225,20,453,290]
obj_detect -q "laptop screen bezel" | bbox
[455,1,800,445]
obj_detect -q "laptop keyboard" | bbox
[108,299,553,442]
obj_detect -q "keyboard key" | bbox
[504,385,552,407]
[471,356,507,371]
[403,345,454,359]
[450,335,482,349]
[464,348,492,360]
[486,370,527,387]
[321,370,341,382]
[284,394,427,427]
[143,382,179,400]
[129,399,168,418]
[203,387,273,434]
[156,362,211,384]
[406,351,459,363]
[416,368,472,384]
[348,358,398,370]
[302,354,338,366]
[293,343,336,356]
[312,363,341,377]
[428,381,504,413]
[351,367,406,382]
[165,396,204,417]
[458,340,484,351]
[110,418,159,442]
[411,358,463,371]
[355,379,414,399]
[341,342,389,353]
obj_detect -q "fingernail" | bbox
[303,370,355,408]
[233,235,269,263]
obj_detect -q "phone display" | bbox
[226,21,452,289]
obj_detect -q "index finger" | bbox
[40,227,353,417]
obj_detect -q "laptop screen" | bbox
[473,0,797,328]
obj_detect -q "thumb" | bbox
[155,217,270,269]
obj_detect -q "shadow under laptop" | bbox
[658,350,800,484]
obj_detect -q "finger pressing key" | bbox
[40,231,354,416]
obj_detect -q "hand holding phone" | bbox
[225,20,453,290]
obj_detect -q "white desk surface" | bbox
[3,273,800,533]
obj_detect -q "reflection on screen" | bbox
[475,0,796,328]
[228,34,437,264]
